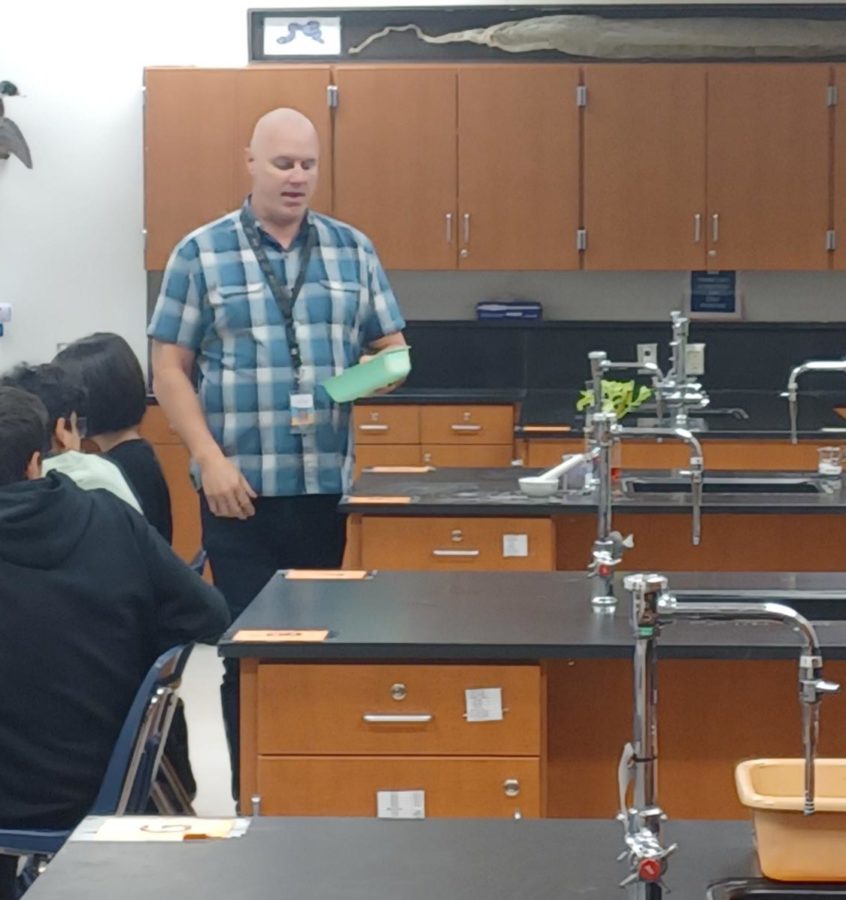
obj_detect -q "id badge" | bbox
[290,392,316,434]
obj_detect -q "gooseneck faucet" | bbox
[618,573,841,899]
[786,360,846,444]
[588,412,704,608]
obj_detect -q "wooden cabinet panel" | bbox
[457,65,580,270]
[256,663,541,756]
[355,444,422,476]
[353,405,420,444]
[832,64,846,270]
[421,445,514,468]
[706,65,831,270]
[361,517,555,571]
[333,66,458,269]
[257,756,541,817]
[583,65,707,270]
[420,405,514,445]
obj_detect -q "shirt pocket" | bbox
[316,279,361,328]
[209,282,267,333]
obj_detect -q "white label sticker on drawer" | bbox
[465,687,503,722]
[377,790,425,819]
[502,534,528,557]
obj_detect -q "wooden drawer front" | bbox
[421,445,514,468]
[360,517,555,571]
[420,405,513,444]
[257,663,541,756]
[139,405,182,445]
[353,405,420,444]
[354,444,421,476]
[257,756,541,818]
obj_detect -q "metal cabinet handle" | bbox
[445,212,453,244]
[450,424,482,433]
[503,778,521,798]
[362,714,433,723]
[711,213,719,243]
[462,213,471,244]
[693,213,702,243]
[359,424,389,432]
[432,549,481,557]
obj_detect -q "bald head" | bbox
[246,107,320,230]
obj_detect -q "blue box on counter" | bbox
[476,300,543,321]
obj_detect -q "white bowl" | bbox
[518,476,559,498]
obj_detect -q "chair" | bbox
[0,643,194,880]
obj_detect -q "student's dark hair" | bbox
[0,386,49,486]
[54,333,146,434]
[0,363,86,440]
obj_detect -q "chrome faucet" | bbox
[588,412,704,608]
[618,573,841,898]
[785,359,846,444]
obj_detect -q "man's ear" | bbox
[24,451,42,481]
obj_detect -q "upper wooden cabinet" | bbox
[333,64,580,270]
[144,66,332,269]
[583,64,831,271]
[830,65,846,270]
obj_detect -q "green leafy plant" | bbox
[576,380,653,419]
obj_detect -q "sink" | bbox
[623,476,830,495]
[707,879,846,898]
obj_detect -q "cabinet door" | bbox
[457,65,581,270]
[706,65,831,270]
[144,66,332,270]
[583,65,707,270]
[333,66,458,269]
[832,65,846,270]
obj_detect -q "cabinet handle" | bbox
[711,213,720,243]
[445,212,453,244]
[432,549,481,558]
[359,424,389,432]
[462,213,471,245]
[693,213,702,243]
[503,778,521,798]
[450,424,482,433]
[362,714,433,724]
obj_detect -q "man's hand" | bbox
[200,455,257,519]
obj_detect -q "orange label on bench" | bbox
[285,569,368,580]
[366,466,434,474]
[347,495,412,504]
[233,629,329,643]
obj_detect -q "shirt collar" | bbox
[242,197,311,251]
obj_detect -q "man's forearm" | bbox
[152,368,223,465]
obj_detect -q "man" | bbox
[0,387,229,899]
[148,107,406,783]
[0,363,142,512]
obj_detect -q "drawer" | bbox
[256,663,542,756]
[256,756,541,818]
[360,517,555,571]
[420,405,513,444]
[421,444,514,468]
[355,444,421,476]
[353,405,420,444]
[139,405,182,445]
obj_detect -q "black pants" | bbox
[200,493,347,801]
[0,856,15,900]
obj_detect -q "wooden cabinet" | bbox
[144,66,332,269]
[243,661,544,818]
[583,64,831,270]
[333,64,579,270]
[831,65,846,270]
[353,405,421,445]
[360,517,555,571]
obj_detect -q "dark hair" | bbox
[54,333,147,435]
[0,363,86,440]
[0,386,49,486]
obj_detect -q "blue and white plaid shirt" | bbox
[148,201,405,497]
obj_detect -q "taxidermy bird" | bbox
[0,81,32,169]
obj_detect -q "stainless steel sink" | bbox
[707,879,846,898]
[623,476,831,495]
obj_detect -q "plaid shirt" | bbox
[148,201,405,497]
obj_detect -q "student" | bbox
[0,363,142,513]
[55,333,172,543]
[0,386,229,900]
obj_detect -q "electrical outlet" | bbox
[637,343,658,367]
[686,343,706,376]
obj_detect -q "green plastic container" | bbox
[322,346,411,402]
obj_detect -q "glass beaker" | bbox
[817,446,843,477]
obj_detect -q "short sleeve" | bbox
[358,244,406,348]
[147,239,209,351]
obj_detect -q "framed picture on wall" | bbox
[249,11,342,60]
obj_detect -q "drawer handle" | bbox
[503,778,521,798]
[359,424,390,432]
[450,424,482,432]
[432,549,481,558]
[362,714,434,724]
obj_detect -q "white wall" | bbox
[2,0,846,374]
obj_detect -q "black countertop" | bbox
[25,817,758,900]
[218,570,846,661]
[342,467,846,516]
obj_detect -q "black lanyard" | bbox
[240,208,317,384]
